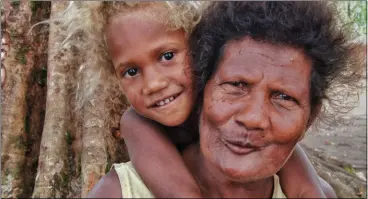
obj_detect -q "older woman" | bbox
[184,1,360,197]
[89,1,360,198]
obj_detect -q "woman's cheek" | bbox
[199,113,217,159]
[203,86,238,126]
[271,111,307,144]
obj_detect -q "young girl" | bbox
[60,1,333,198]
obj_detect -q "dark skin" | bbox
[88,108,336,198]
[191,38,334,197]
[100,10,202,198]
[87,111,336,198]
[89,8,337,199]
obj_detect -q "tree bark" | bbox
[1,1,47,197]
[79,48,130,198]
[32,2,76,197]
[30,1,130,197]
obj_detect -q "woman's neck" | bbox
[183,143,275,198]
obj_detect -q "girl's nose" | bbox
[142,69,169,96]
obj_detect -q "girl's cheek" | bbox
[120,85,137,106]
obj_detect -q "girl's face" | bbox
[105,13,194,126]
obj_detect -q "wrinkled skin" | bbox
[196,37,313,196]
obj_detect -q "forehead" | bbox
[106,13,167,48]
[217,37,312,86]
[105,12,187,65]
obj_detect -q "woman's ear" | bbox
[298,103,322,142]
[307,103,322,129]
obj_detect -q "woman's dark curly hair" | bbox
[189,1,364,125]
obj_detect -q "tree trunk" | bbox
[29,1,130,197]
[78,19,130,197]
[31,1,75,197]
[1,1,49,197]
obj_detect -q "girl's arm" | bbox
[119,107,201,198]
[278,144,337,198]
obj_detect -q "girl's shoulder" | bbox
[121,106,198,150]
[120,107,166,137]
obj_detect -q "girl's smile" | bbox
[105,11,194,126]
[149,91,182,108]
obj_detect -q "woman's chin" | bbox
[217,161,268,183]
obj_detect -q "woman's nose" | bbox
[234,95,270,131]
[142,69,169,96]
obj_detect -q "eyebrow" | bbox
[116,61,136,72]
[221,65,307,99]
[115,41,185,71]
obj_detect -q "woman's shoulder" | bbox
[86,167,122,198]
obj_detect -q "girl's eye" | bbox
[123,68,139,78]
[160,51,175,61]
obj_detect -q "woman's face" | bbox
[199,37,313,182]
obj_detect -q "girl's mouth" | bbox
[152,92,181,108]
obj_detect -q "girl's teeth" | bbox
[156,95,176,107]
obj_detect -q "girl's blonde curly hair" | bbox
[50,1,209,109]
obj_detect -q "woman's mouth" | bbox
[221,138,262,155]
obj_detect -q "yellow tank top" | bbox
[113,162,287,198]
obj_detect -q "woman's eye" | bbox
[160,51,175,61]
[123,68,139,77]
[274,92,297,103]
[222,81,248,94]
[228,81,247,89]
